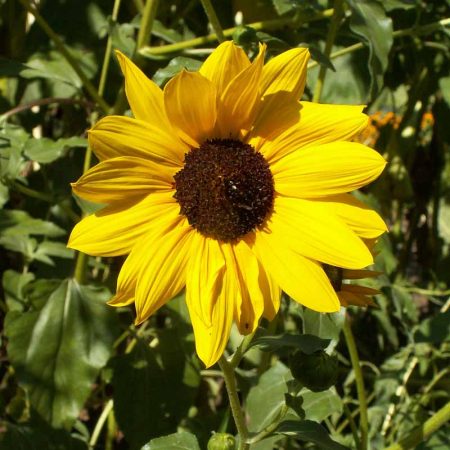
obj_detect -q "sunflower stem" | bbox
[219,356,249,450]
[200,0,225,43]
[230,330,257,368]
[139,9,334,57]
[383,401,450,450]
[343,315,369,450]
[312,0,344,103]
[17,0,110,113]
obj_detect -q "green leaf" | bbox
[153,57,202,87]
[301,388,343,422]
[246,362,291,432]
[414,310,450,344]
[250,333,330,354]
[276,420,349,450]
[0,210,65,237]
[2,269,35,312]
[0,422,88,450]
[346,0,393,96]
[285,393,305,419]
[143,431,201,450]
[300,307,345,342]
[112,329,200,449]
[0,182,9,207]
[24,137,87,164]
[5,279,119,427]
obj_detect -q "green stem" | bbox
[312,0,344,103]
[343,316,369,450]
[98,0,122,99]
[230,330,257,368]
[139,8,334,56]
[200,0,225,43]
[308,17,450,69]
[384,401,450,450]
[136,0,160,52]
[218,356,249,450]
[17,0,110,113]
[247,404,289,445]
[89,399,114,448]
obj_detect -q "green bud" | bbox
[289,350,338,392]
[207,433,236,450]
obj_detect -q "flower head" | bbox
[68,42,387,367]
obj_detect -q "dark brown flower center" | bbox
[323,264,343,292]
[174,139,274,242]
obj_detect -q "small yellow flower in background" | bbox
[68,41,387,367]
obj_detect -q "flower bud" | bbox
[207,433,236,450]
[289,350,338,392]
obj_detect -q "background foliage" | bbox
[0,0,449,449]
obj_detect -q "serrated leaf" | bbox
[300,307,345,342]
[250,333,330,354]
[276,420,349,450]
[5,279,119,427]
[347,0,393,96]
[24,137,87,164]
[144,431,200,450]
[0,210,65,237]
[302,388,343,422]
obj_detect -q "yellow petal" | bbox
[199,41,250,94]
[185,232,225,327]
[258,262,281,321]
[245,231,340,312]
[187,262,234,368]
[89,115,187,166]
[273,142,387,197]
[72,156,174,204]
[115,50,169,127]
[223,241,264,335]
[164,70,217,146]
[261,102,369,163]
[315,194,388,238]
[260,47,310,99]
[108,289,134,307]
[134,217,194,323]
[268,196,374,269]
[216,43,266,138]
[68,192,179,256]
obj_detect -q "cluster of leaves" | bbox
[0,0,449,449]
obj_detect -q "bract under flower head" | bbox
[68,41,387,367]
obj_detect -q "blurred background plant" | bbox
[0,0,449,449]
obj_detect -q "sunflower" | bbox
[68,41,387,367]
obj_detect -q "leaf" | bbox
[0,422,88,450]
[285,393,305,419]
[143,431,201,450]
[153,57,202,87]
[301,388,343,422]
[300,307,345,342]
[346,0,393,96]
[250,333,330,354]
[276,420,349,450]
[414,310,450,344]
[0,210,65,237]
[5,279,119,427]
[0,181,9,207]
[246,362,291,432]
[112,329,200,449]
[2,269,35,312]
[24,137,87,164]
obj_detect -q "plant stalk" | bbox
[384,401,450,450]
[312,0,344,103]
[200,0,225,42]
[218,356,249,450]
[343,316,369,450]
